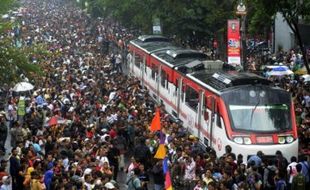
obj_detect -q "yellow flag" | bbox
[154,144,166,159]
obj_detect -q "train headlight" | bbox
[285,136,294,143]
[278,136,286,144]
[233,137,243,144]
[243,137,252,145]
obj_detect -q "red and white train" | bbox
[128,35,298,160]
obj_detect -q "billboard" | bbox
[227,19,241,65]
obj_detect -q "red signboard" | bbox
[227,19,241,65]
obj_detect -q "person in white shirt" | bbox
[0,176,11,190]
[115,53,122,73]
[126,52,132,68]
[287,156,298,188]
[184,156,196,181]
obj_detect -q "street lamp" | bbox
[236,0,247,70]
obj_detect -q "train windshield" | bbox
[222,86,292,132]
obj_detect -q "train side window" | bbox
[151,64,158,80]
[161,70,167,88]
[181,84,186,102]
[204,97,209,120]
[134,54,142,68]
[166,74,169,89]
[175,79,179,92]
[216,115,222,128]
[185,86,199,111]
[216,106,222,128]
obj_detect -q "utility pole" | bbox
[236,0,247,71]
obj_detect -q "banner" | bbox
[227,19,241,65]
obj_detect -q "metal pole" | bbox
[240,15,248,71]
[242,15,247,71]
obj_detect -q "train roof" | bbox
[130,40,172,53]
[137,35,170,43]
[130,35,172,53]
[152,48,208,67]
[130,35,216,74]
[154,48,207,60]
[176,60,224,74]
[189,70,272,92]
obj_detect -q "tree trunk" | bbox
[284,16,310,74]
[294,22,310,74]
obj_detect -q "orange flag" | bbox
[150,108,161,132]
[154,144,166,159]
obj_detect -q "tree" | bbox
[0,0,43,86]
[246,0,273,39]
[85,0,234,49]
[251,0,310,73]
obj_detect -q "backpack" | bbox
[127,177,143,190]
[300,161,310,179]
[276,180,287,190]
[266,168,276,187]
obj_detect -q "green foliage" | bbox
[0,0,44,85]
[0,0,15,14]
[249,0,310,73]
[0,38,44,85]
[246,0,273,36]
[85,0,235,46]
[249,0,310,35]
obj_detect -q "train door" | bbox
[145,60,152,84]
[133,52,143,80]
[131,51,135,75]
[141,56,146,87]
[159,67,175,113]
[175,76,182,118]
[148,61,159,101]
[156,65,161,104]
[202,95,216,148]
[196,90,204,141]
[181,83,200,136]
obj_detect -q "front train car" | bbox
[221,81,297,159]
[191,71,298,160]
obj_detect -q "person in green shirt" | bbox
[292,163,306,190]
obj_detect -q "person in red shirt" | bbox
[86,127,94,139]
[0,164,9,186]
[109,125,117,139]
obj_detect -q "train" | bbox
[127,35,298,160]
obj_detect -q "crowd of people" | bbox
[0,0,309,190]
